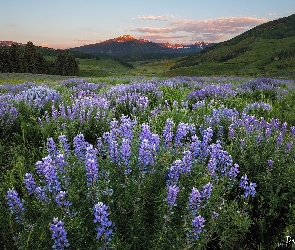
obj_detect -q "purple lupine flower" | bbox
[0,101,19,126]
[190,135,202,160]
[34,186,48,202]
[227,163,239,181]
[174,122,189,147]
[286,143,292,152]
[55,154,68,176]
[244,182,257,198]
[138,139,156,172]
[282,122,288,133]
[228,124,236,139]
[188,187,202,214]
[49,217,70,250]
[267,159,274,168]
[47,138,57,158]
[240,139,245,148]
[6,189,25,223]
[151,133,160,151]
[96,137,103,155]
[55,191,72,210]
[140,123,152,141]
[166,185,180,210]
[182,150,192,174]
[51,105,58,120]
[167,159,183,185]
[93,202,113,245]
[24,173,37,195]
[277,132,284,147]
[201,182,213,200]
[120,138,131,174]
[238,175,249,189]
[239,175,257,198]
[58,135,70,158]
[256,134,263,144]
[207,142,234,179]
[265,127,272,138]
[24,172,48,202]
[109,140,120,165]
[73,133,89,161]
[206,157,217,177]
[25,171,49,202]
[217,125,224,139]
[200,127,213,160]
[212,211,219,219]
[35,156,61,194]
[109,119,119,142]
[119,115,135,141]
[85,145,99,188]
[163,118,174,148]
[190,215,205,240]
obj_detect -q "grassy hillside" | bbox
[167,14,295,78]
[77,58,136,77]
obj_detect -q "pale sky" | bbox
[1,0,294,49]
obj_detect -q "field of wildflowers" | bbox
[1,76,295,249]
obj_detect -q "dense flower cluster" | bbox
[5,75,285,248]
[15,86,61,110]
[239,174,257,198]
[187,84,236,101]
[6,189,25,224]
[93,202,113,246]
[0,101,18,126]
[166,185,180,210]
[190,215,206,240]
[49,217,70,250]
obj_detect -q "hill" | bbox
[168,14,295,77]
[70,35,215,56]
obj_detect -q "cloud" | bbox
[138,33,187,42]
[6,23,19,28]
[130,16,267,42]
[171,17,266,34]
[74,39,102,44]
[137,15,175,21]
[129,26,174,33]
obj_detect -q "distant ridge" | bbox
[0,41,24,46]
[70,35,215,55]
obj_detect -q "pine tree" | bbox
[0,47,10,73]
[23,41,38,73]
[9,44,22,73]
[65,53,79,76]
[55,52,66,75]
[55,52,79,76]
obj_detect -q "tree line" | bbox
[0,41,79,76]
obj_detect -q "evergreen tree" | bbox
[9,44,22,73]
[65,53,79,76]
[55,52,79,76]
[55,52,66,75]
[23,41,38,73]
[0,47,10,73]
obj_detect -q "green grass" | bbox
[77,58,136,77]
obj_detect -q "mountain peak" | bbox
[113,35,137,42]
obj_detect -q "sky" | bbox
[1,0,295,49]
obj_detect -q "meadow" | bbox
[1,74,295,249]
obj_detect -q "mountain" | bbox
[70,35,215,55]
[0,41,24,47]
[168,14,295,77]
